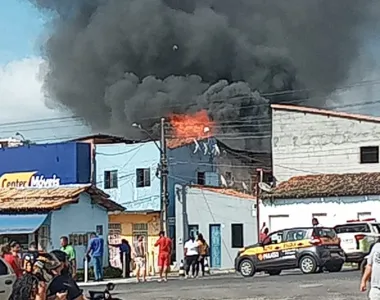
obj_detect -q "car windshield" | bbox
[313,227,336,238]
[334,223,370,233]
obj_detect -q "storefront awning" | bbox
[0,214,48,235]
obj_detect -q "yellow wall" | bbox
[109,213,161,275]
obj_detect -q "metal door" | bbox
[209,224,221,268]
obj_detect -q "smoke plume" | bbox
[30,0,379,149]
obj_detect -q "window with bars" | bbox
[38,225,50,251]
[104,170,118,189]
[132,223,148,252]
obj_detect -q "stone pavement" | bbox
[81,269,365,299]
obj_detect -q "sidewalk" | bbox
[77,269,236,287]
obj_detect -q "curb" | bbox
[77,269,236,287]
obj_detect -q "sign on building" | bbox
[0,172,61,188]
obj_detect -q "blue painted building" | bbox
[0,142,91,186]
[95,139,218,242]
[0,185,124,269]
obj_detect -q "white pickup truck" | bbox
[0,256,16,298]
[334,219,380,264]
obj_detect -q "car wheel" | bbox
[267,270,281,276]
[326,264,343,273]
[239,259,255,277]
[299,255,318,274]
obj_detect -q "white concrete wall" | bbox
[175,185,257,269]
[50,193,109,269]
[260,195,380,231]
[272,109,380,183]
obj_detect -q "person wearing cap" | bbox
[154,231,172,282]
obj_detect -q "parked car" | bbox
[235,226,345,277]
[334,218,380,265]
[0,256,16,298]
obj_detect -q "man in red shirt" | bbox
[154,231,172,282]
[4,241,23,278]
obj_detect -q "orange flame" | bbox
[168,110,215,145]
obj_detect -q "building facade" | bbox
[0,142,91,186]
[272,104,380,183]
[175,185,257,269]
[0,186,123,269]
[260,173,380,232]
[95,139,217,264]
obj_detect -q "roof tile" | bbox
[192,185,255,200]
[0,186,124,213]
[262,172,380,199]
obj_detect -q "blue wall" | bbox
[95,141,215,214]
[0,142,91,184]
[95,142,161,211]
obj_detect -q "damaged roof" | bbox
[261,172,380,200]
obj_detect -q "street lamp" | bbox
[132,119,169,234]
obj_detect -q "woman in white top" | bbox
[184,235,199,278]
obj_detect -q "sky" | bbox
[0,0,90,142]
[0,1,379,143]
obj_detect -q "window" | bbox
[231,224,244,248]
[188,225,199,238]
[360,146,379,164]
[285,229,307,242]
[197,172,205,185]
[313,227,336,239]
[104,170,118,189]
[334,223,371,233]
[132,223,148,252]
[136,168,151,187]
[357,212,371,220]
[263,231,284,245]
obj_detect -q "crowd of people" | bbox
[0,232,104,300]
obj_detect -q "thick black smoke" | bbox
[30,0,379,149]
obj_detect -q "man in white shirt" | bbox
[184,235,199,278]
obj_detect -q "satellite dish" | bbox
[258,182,272,193]
[220,175,227,187]
[242,181,248,191]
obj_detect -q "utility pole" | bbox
[160,118,169,234]
[255,168,263,240]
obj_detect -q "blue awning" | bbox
[0,214,48,235]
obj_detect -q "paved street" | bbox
[82,270,366,299]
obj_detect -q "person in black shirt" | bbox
[47,250,85,300]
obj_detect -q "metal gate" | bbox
[108,223,122,268]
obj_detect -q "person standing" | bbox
[360,241,380,299]
[133,235,146,283]
[86,232,104,282]
[154,231,172,282]
[312,217,320,227]
[110,239,131,278]
[60,236,77,278]
[196,233,209,277]
[184,235,199,279]
[4,241,23,278]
